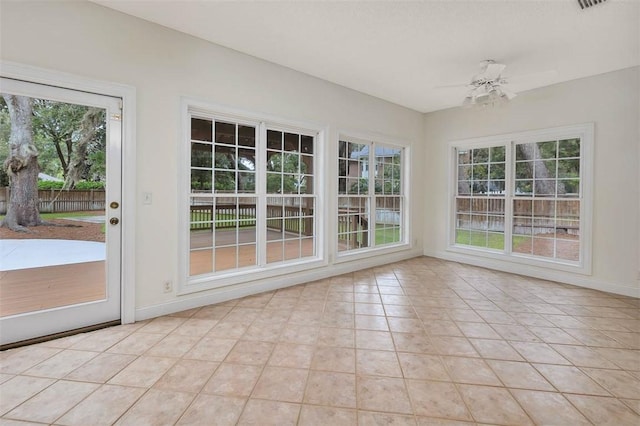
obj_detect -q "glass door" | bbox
[0,78,122,346]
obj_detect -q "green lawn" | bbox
[0,211,99,221]
[375,226,401,245]
[456,229,528,250]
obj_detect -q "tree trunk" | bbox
[1,94,42,231]
[64,107,102,189]
[518,143,565,195]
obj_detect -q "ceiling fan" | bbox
[441,60,517,108]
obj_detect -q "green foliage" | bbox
[0,96,107,188]
[37,180,104,190]
[267,152,307,194]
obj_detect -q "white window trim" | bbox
[335,132,411,262]
[179,98,327,295]
[447,123,594,275]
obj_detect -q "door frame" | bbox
[0,60,136,326]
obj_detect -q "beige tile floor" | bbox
[1,256,639,425]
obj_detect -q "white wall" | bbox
[1,1,424,317]
[423,67,640,297]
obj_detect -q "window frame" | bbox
[179,99,326,294]
[336,133,411,261]
[447,123,594,275]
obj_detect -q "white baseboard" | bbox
[135,249,422,321]
[430,250,639,298]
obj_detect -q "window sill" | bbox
[180,257,327,295]
[335,242,412,264]
[446,244,591,276]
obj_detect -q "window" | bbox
[187,111,318,282]
[338,138,405,253]
[451,124,592,271]
[456,146,506,250]
[512,139,581,262]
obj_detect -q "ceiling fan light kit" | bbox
[463,83,514,108]
[462,60,516,108]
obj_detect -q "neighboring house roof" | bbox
[38,173,64,182]
[350,145,400,159]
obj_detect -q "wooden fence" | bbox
[456,197,580,235]
[190,203,314,236]
[0,187,105,214]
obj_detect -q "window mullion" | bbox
[368,142,375,248]
[504,140,514,254]
[256,122,267,267]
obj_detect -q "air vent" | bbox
[577,0,607,9]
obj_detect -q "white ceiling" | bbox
[94,0,639,113]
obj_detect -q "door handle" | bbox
[109,217,120,225]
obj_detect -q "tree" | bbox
[267,152,306,193]
[517,142,566,195]
[64,107,104,189]
[1,94,43,231]
[31,100,106,186]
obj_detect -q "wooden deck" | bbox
[0,261,105,317]
[1,228,318,317]
[190,229,315,275]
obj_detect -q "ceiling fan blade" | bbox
[507,69,558,86]
[501,86,517,100]
[480,63,507,81]
[433,83,471,89]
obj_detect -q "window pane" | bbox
[536,141,557,159]
[282,174,299,194]
[191,118,212,142]
[472,181,488,195]
[300,175,313,194]
[489,180,505,194]
[558,159,579,178]
[191,142,212,168]
[238,125,255,147]
[459,165,472,181]
[267,173,282,194]
[513,199,532,217]
[456,198,471,213]
[214,145,235,169]
[191,169,212,192]
[301,135,314,154]
[214,171,235,192]
[472,164,488,180]
[238,148,256,171]
[238,172,255,193]
[512,235,532,255]
[267,130,282,150]
[471,198,488,213]
[556,240,580,261]
[515,180,532,195]
[534,179,556,197]
[515,161,533,179]
[490,146,505,162]
[458,181,471,196]
[559,179,580,197]
[558,139,580,158]
[458,149,471,165]
[489,163,505,180]
[301,154,313,174]
[215,121,235,144]
[215,246,237,272]
[473,148,489,163]
[190,249,212,276]
[284,132,299,152]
